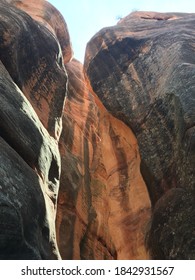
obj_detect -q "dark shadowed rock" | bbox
[0,61,57,176]
[85,11,195,205]
[146,188,195,259]
[0,137,48,259]
[2,0,194,260]
[0,61,61,259]
[0,0,71,259]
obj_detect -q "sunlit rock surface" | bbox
[1,0,194,260]
[9,0,73,63]
[0,0,150,260]
[0,0,69,259]
[56,59,151,260]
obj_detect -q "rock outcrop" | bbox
[0,0,69,140]
[146,187,195,260]
[0,0,69,259]
[0,0,151,260]
[1,0,194,260]
[9,0,73,64]
[56,59,151,260]
[85,11,195,206]
[85,11,195,259]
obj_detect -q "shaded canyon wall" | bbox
[85,11,195,259]
[0,1,194,259]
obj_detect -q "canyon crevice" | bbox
[0,1,194,259]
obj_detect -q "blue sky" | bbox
[48,0,195,62]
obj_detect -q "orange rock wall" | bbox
[1,0,151,260]
[56,59,151,259]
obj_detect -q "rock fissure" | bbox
[0,2,194,260]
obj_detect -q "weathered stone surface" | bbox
[0,136,48,259]
[56,59,151,260]
[1,0,151,260]
[0,0,68,140]
[9,0,73,63]
[0,61,61,259]
[85,11,195,205]
[146,188,195,259]
[3,0,194,260]
[0,0,70,259]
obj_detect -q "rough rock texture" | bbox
[0,0,151,260]
[0,59,61,259]
[56,59,151,260]
[2,0,194,260]
[0,0,68,140]
[146,188,195,259]
[0,0,69,259]
[9,0,73,64]
[85,11,195,205]
[85,11,195,259]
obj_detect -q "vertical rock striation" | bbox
[3,1,194,260]
[0,0,151,260]
[85,11,195,205]
[0,0,69,140]
[0,0,70,259]
[85,11,195,259]
[56,59,151,260]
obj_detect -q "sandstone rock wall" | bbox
[1,1,194,260]
[85,11,195,205]
[0,0,151,260]
[56,59,151,260]
[0,0,69,259]
[85,11,195,259]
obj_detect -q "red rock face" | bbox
[9,0,73,63]
[0,1,151,260]
[85,11,195,205]
[56,59,151,260]
[85,11,195,259]
[2,1,194,260]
